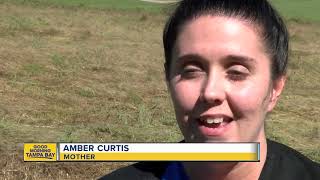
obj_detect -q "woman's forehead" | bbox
[174,16,266,60]
[177,15,261,42]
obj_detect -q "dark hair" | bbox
[163,0,289,80]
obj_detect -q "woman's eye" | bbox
[181,67,203,79]
[227,66,249,81]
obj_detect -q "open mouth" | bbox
[198,116,233,127]
[197,116,234,136]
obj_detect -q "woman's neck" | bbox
[183,138,267,180]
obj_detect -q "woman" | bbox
[101,0,320,179]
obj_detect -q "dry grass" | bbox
[266,20,320,160]
[0,2,319,179]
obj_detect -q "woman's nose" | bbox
[200,73,226,106]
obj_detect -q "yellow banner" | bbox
[24,143,57,161]
[59,152,258,161]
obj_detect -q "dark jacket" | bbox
[100,140,320,180]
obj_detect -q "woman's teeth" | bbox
[205,118,223,124]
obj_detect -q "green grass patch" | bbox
[51,54,66,69]
[1,0,171,13]
[23,63,45,76]
[271,0,320,22]
[2,0,320,22]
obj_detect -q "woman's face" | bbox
[168,16,284,142]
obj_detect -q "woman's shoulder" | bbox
[98,161,169,180]
[260,139,320,180]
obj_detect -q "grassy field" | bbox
[0,0,173,13]
[271,0,320,22]
[0,0,319,179]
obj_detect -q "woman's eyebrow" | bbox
[175,53,257,67]
[222,55,257,65]
[176,54,208,65]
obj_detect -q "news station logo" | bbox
[24,143,57,161]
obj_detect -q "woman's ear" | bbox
[267,75,287,112]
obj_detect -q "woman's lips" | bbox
[197,116,233,136]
